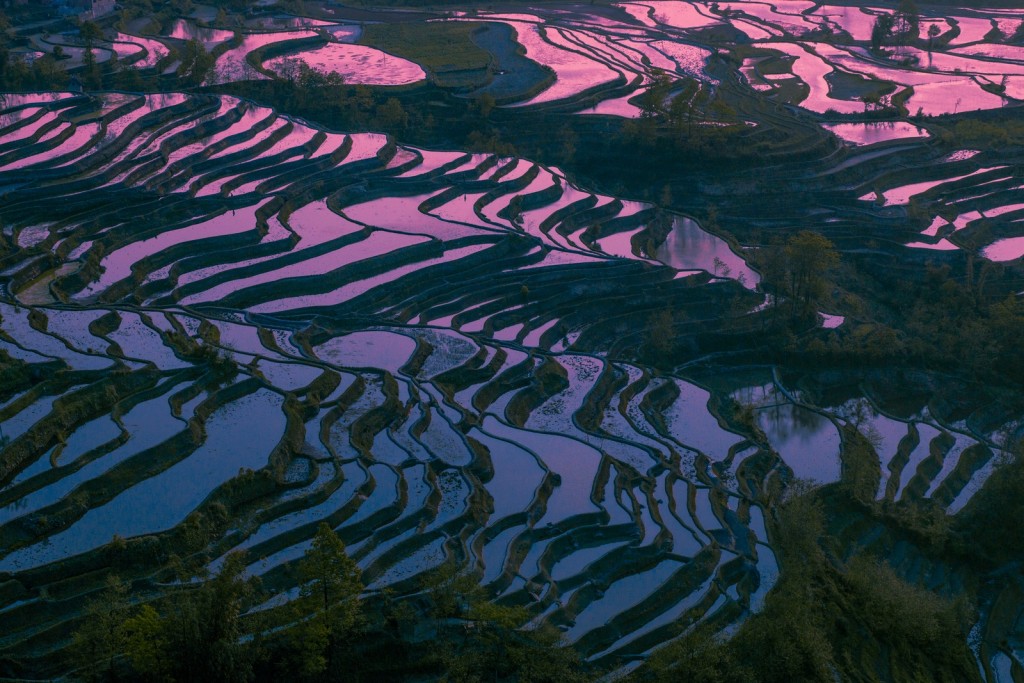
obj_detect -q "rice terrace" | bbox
[0,0,1023,680]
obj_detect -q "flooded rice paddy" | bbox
[2,0,1024,673]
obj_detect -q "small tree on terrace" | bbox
[894,0,921,48]
[638,70,673,119]
[927,23,942,54]
[122,552,259,683]
[79,20,103,47]
[780,231,839,318]
[870,12,895,50]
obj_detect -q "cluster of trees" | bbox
[628,73,740,149]
[0,9,164,91]
[70,524,587,683]
[175,38,218,87]
[629,485,979,683]
[955,446,1024,566]
[254,78,415,133]
[796,251,1024,385]
[0,49,69,91]
[0,11,67,90]
[65,454,1023,683]
[758,231,840,324]
[870,0,925,51]
[70,524,360,683]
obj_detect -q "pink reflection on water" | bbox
[0,122,99,171]
[946,15,997,45]
[813,5,885,41]
[480,166,557,226]
[0,92,75,111]
[900,46,1024,75]
[502,21,621,106]
[81,204,262,297]
[344,132,388,163]
[176,202,363,288]
[922,216,948,237]
[395,148,466,177]
[343,194,485,240]
[443,153,491,176]
[115,33,169,68]
[181,230,429,305]
[644,1,722,29]
[514,247,605,272]
[266,43,425,85]
[428,191,491,228]
[166,20,235,49]
[0,119,66,162]
[0,110,59,144]
[579,91,643,117]
[566,30,646,74]
[111,40,144,62]
[731,16,780,39]
[654,215,759,287]
[161,97,245,166]
[207,30,318,85]
[207,115,286,161]
[596,226,649,260]
[866,166,1006,206]
[385,146,419,169]
[755,41,864,114]
[721,1,823,34]
[908,80,1005,116]
[906,239,959,251]
[823,121,929,145]
[495,158,532,182]
[310,132,349,160]
[814,43,1008,116]
[251,243,492,314]
[624,39,677,72]
[617,3,658,27]
[650,40,713,80]
[983,233,1024,262]
[953,43,1024,62]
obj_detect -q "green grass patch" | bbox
[359,22,492,88]
[824,70,895,101]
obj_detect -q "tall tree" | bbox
[782,231,839,316]
[928,23,942,53]
[289,523,363,679]
[894,0,920,48]
[870,12,895,50]
[79,20,103,47]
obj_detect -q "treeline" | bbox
[0,10,69,91]
[628,487,980,683]
[632,442,1024,683]
[68,524,588,683]
[786,252,1024,388]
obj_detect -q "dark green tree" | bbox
[79,20,104,47]
[288,523,363,680]
[70,576,133,683]
[122,553,259,683]
[870,12,895,50]
[894,0,920,48]
[781,231,838,316]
